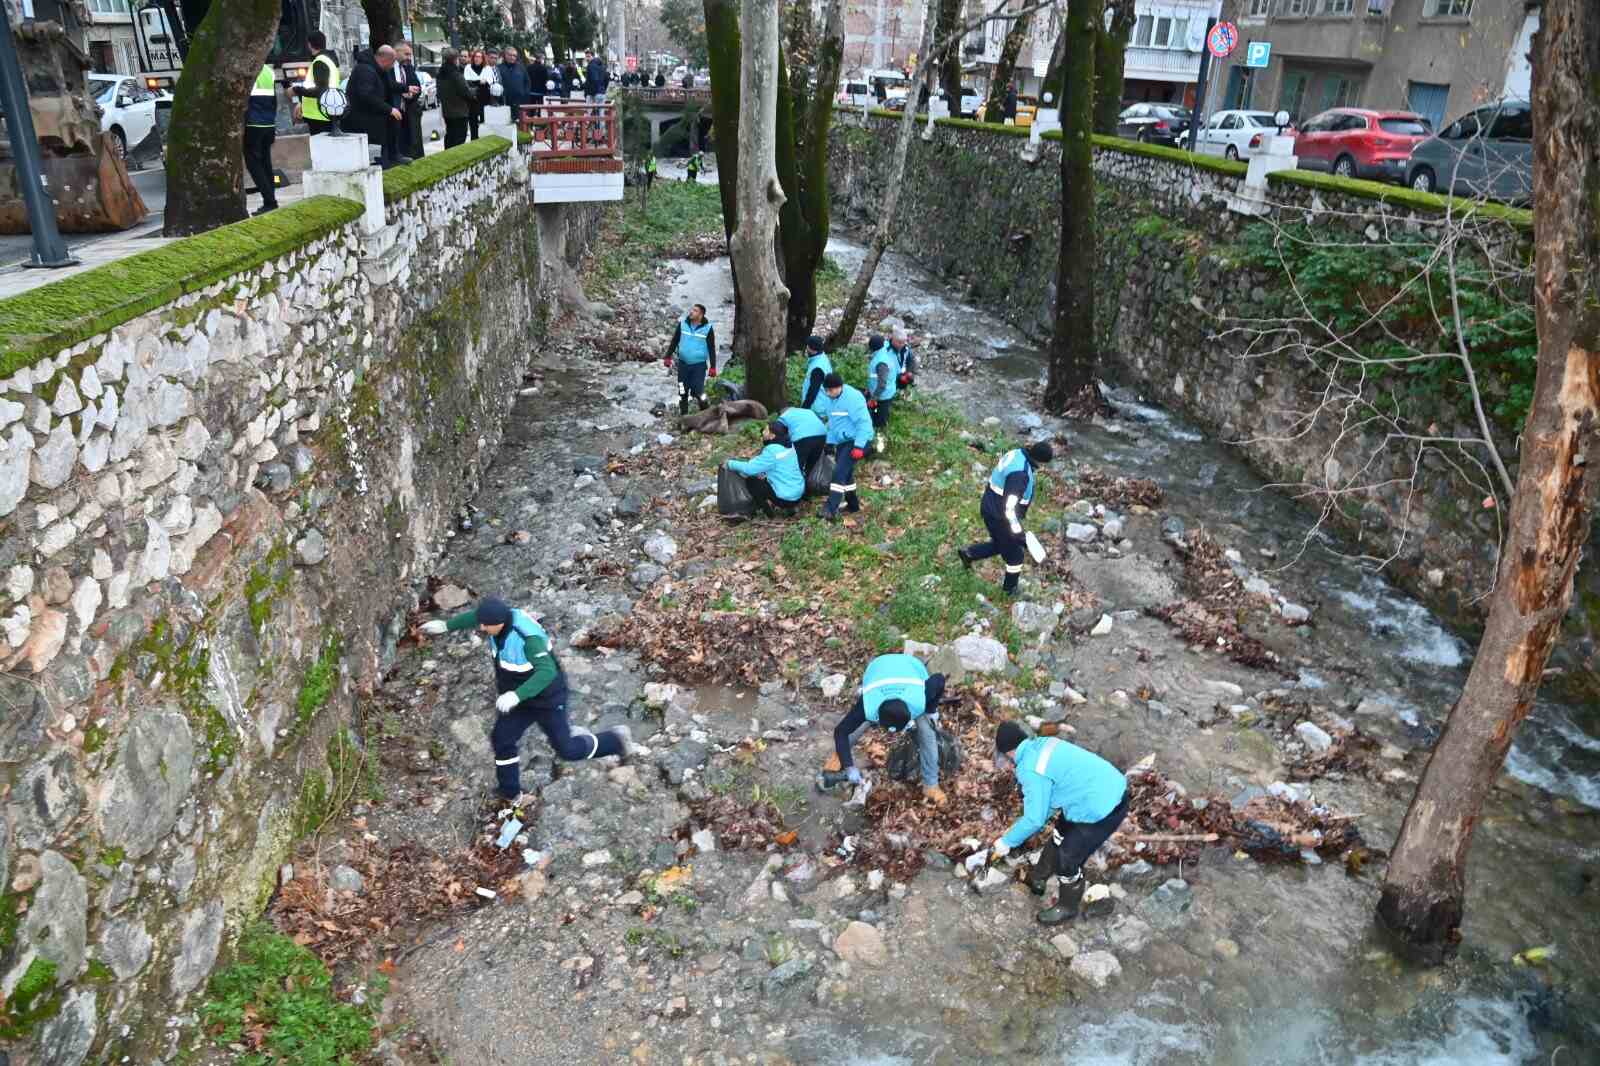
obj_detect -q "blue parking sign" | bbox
[1245,41,1271,68]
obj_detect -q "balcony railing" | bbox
[518,102,619,158]
[615,85,713,106]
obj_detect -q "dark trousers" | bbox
[405,103,423,157]
[965,490,1027,591]
[745,475,799,516]
[490,676,620,796]
[305,118,333,135]
[870,397,893,430]
[244,126,277,207]
[677,361,709,410]
[445,117,469,148]
[832,674,947,783]
[469,107,482,139]
[794,436,825,487]
[529,93,544,117]
[1032,794,1130,882]
[824,443,861,516]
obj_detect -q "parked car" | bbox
[416,69,437,110]
[837,79,874,108]
[1194,109,1285,160]
[939,85,982,118]
[978,94,1039,127]
[1405,99,1532,204]
[1292,107,1431,182]
[1116,103,1192,146]
[87,72,158,161]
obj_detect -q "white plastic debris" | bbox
[474,887,498,899]
[495,817,524,850]
[964,850,990,872]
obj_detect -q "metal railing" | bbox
[517,101,618,157]
[615,85,713,106]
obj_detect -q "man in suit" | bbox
[396,43,425,161]
[346,47,404,168]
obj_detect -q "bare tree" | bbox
[1041,0,1097,409]
[983,6,1032,121]
[1093,0,1135,135]
[161,0,279,237]
[1376,0,1600,962]
[728,0,790,409]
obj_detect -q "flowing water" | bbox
[659,237,1600,1063]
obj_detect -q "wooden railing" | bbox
[517,102,619,157]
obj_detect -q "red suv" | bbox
[1292,108,1433,183]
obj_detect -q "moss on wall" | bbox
[382,136,513,203]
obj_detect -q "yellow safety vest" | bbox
[301,52,339,121]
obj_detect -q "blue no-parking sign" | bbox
[1245,41,1272,68]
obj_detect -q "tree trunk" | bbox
[983,8,1031,121]
[161,0,279,237]
[703,0,743,350]
[1092,0,1134,135]
[1042,0,1097,409]
[550,0,573,62]
[778,0,843,348]
[935,0,961,104]
[609,0,628,63]
[361,0,404,49]
[1375,0,1600,964]
[826,0,935,351]
[729,0,790,411]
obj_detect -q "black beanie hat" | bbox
[867,333,885,352]
[768,418,790,442]
[878,699,911,731]
[807,335,825,352]
[476,596,512,627]
[1027,441,1055,464]
[824,371,844,389]
[996,720,1028,755]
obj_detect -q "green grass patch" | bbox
[585,180,725,300]
[0,957,62,1040]
[200,922,383,1066]
[0,196,363,378]
[381,135,512,203]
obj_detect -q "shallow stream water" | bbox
[660,236,1599,1063]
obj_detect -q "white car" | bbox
[417,69,437,109]
[87,73,158,161]
[1194,109,1286,161]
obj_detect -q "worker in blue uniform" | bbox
[800,336,834,414]
[821,653,949,806]
[420,596,634,799]
[775,405,828,485]
[726,419,805,517]
[888,326,918,388]
[958,441,1053,595]
[991,721,1128,924]
[662,303,717,415]
[865,333,899,453]
[819,372,874,521]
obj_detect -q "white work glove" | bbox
[419,619,447,636]
[846,766,862,785]
[496,691,520,713]
[991,839,1011,860]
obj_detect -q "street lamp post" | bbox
[0,2,75,268]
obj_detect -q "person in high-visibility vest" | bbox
[820,653,950,807]
[661,303,717,415]
[293,30,340,134]
[244,64,279,215]
[958,441,1054,595]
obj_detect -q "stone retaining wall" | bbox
[0,142,602,1063]
[826,114,1596,683]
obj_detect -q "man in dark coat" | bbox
[396,42,424,160]
[527,52,549,116]
[583,50,608,101]
[1003,83,1018,123]
[498,46,531,113]
[438,48,474,147]
[347,47,403,167]
[655,71,666,87]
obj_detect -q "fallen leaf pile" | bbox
[678,793,788,852]
[1149,528,1292,673]
[1064,467,1164,510]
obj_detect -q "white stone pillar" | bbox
[483,104,519,145]
[302,133,385,234]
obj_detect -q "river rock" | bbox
[1214,937,1241,959]
[971,866,1010,895]
[329,864,366,894]
[1090,614,1114,637]
[1011,601,1056,635]
[295,528,328,565]
[1065,523,1098,543]
[19,850,88,979]
[1050,932,1079,959]
[434,583,472,611]
[1280,602,1311,624]
[1161,516,1185,540]
[1295,721,1334,753]
[833,921,886,966]
[691,828,716,853]
[951,634,1008,674]
[642,682,679,709]
[629,563,664,589]
[96,711,194,859]
[1102,517,1124,540]
[11,748,82,851]
[1202,679,1245,699]
[643,532,678,565]
[762,958,814,998]
[170,899,224,994]
[819,673,847,699]
[1106,913,1153,952]
[1146,878,1193,928]
[98,916,153,979]
[1070,950,1122,988]
[657,740,710,784]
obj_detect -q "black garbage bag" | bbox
[714,379,745,402]
[717,463,756,516]
[806,450,836,498]
[886,724,964,783]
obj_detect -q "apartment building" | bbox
[844,0,929,73]
[1209,0,1537,130]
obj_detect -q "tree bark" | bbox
[361,0,404,49]
[703,0,743,350]
[825,0,935,351]
[778,0,843,348]
[983,8,1031,121]
[934,0,961,104]
[1092,0,1134,135]
[161,0,279,237]
[550,0,573,62]
[1375,0,1600,964]
[728,0,790,411]
[1042,0,1097,409]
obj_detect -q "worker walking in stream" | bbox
[420,596,634,799]
[990,721,1128,925]
[820,653,949,807]
[662,303,717,415]
[958,441,1053,595]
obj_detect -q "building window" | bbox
[1285,0,1307,14]
[1171,17,1190,49]
[1153,17,1172,46]
[1323,0,1353,13]
[1423,0,1471,16]
[1320,74,1360,109]
[1247,0,1271,15]
[1280,71,1308,121]
[87,0,128,14]
[1133,15,1153,46]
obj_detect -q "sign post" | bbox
[1186,17,1219,153]
[0,3,75,268]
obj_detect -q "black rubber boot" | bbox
[678,397,688,416]
[698,397,711,411]
[1036,874,1086,925]
[1026,841,1059,896]
[956,547,974,570]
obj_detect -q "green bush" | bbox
[201,923,382,1066]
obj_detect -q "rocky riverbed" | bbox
[256,230,1599,1066]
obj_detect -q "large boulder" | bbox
[951,633,1008,674]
